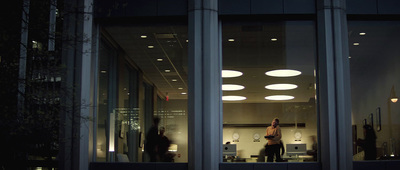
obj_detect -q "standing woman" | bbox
[265,117,283,162]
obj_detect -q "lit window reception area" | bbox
[221,20,317,162]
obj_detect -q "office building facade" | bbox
[3,0,400,170]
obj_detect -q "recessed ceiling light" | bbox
[265,69,301,77]
[228,38,235,42]
[359,32,366,36]
[348,56,352,59]
[100,70,107,74]
[172,79,177,82]
[181,92,187,95]
[178,87,183,90]
[157,58,163,62]
[265,84,298,90]
[271,38,278,41]
[265,95,294,101]
[186,39,189,43]
[222,84,245,91]
[148,45,154,49]
[141,35,147,38]
[165,69,171,73]
[222,96,246,101]
[222,70,243,78]
[353,42,359,46]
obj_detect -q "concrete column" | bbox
[317,0,353,170]
[60,0,93,169]
[188,0,222,170]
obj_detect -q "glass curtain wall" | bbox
[96,23,189,163]
[349,21,400,161]
[221,20,318,162]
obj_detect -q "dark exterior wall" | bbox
[93,0,400,18]
[347,0,400,14]
[94,0,188,18]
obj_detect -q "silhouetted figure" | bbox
[145,117,161,162]
[158,127,174,162]
[264,117,282,162]
[357,125,377,160]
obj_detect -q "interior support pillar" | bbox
[317,0,353,170]
[188,0,222,170]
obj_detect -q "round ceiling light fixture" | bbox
[265,84,298,90]
[222,84,245,91]
[265,69,301,77]
[222,70,243,78]
[265,95,294,101]
[222,95,246,101]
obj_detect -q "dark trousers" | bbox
[266,144,282,162]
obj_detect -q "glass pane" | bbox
[349,21,400,161]
[97,40,116,162]
[100,24,188,162]
[222,20,318,162]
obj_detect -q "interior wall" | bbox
[162,99,188,162]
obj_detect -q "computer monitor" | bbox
[286,143,306,156]
[222,144,237,156]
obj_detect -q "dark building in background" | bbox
[1,0,63,169]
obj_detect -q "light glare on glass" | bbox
[265,69,301,77]
[222,70,243,78]
[265,84,298,90]
[265,95,294,100]
[222,84,245,91]
[222,96,246,101]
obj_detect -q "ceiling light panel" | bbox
[265,95,294,101]
[265,84,298,90]
[222,96,246,101]
[222,70,243,78]
[265,69,301,77]
[222,84,245,91]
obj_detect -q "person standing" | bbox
[265,117,282,162]
[145,117,161,162]
[357,125,377,160]
[158,127,173,162]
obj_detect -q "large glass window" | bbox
[222,20,318,162]
[97,23,188,163]
[349,21,400,161]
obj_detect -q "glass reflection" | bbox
[349,21,400,161]
[222,20,317,162]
